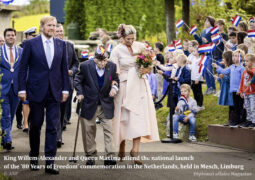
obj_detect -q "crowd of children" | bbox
[145,16,255,142]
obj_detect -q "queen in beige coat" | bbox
[110,24,159,164]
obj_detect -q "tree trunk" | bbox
[165,0,175,44]
[182,0,190,33]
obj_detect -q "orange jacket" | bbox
[240,67,255,95]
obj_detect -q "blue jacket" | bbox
[0,45,23,96]
[18,35,69,102]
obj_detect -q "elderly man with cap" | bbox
[74,45,119,166]
[15,27,37,131]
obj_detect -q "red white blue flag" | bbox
[88,55,94,60]
[211,33,221,43]
[176,19,184,29]
[189,25,198,35]
[106,44,113,52]
[81,50,89,58]
[198,43,215,54]
[168,44,175,52]
[198,55,208,75]
[175,42,182,50]
[231,15,242,27]
[248,30,255,38]
[210,26,219,35]
[249,17,255,23]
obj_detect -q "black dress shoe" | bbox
[57,141,62,148]
[240,121,252,127]
[45,165,59,175]
[104,159,117,166]
[249,123,255,128]
[66,122,71,125]
[17,124,23,129]
[30,160,39,171]
[2,142,6,149]
[6,142,14,151]
[86,159,95,166]
[23,128,29,133]
[62,126,66,131]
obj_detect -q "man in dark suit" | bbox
[18,16,69,175]
[54,23,79,148]
[0,28,22,150]
[74,45,119,166]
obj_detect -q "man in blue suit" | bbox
[18,16,69,175]
[0,28,22,151]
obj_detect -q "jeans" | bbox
[204,56,216,91]
[173,115,196,135]
[244,94,255,123]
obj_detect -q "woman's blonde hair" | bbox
[117,24,136,38]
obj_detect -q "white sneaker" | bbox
[173,133,179,139]
[189,135,197,142]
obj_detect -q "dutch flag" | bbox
[0,0,14,5]
[231,15,242,27]
[81,51,89,58]
[175,42,182,50]
[176,19,184,29]
[248,30,255,38]
[106,44,113,52]
[189,25,197,35]
[210,26,219,35]
[198,55,208,75]
[88,56,94,60]
[198,43,214,54]
[211,33,221,43]
[168,44,175,52]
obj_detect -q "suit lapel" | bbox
[101,63,110,92]
[36,35,49,70]
[1,45,10,69]
[89,61,99,90]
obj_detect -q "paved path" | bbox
[1,102,255,180]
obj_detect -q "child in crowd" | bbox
[243,37,255,54]
[216,19,228,41]
[237,44,248,55]
[154,42,165,100]
[238,21,248,32]
[193,16,216,95]
[214,51,234,126]
[237,31,248,45]
[183,39,190,57]
[189,40,205,111]
[240,54,255,128]
[173,84,198,142]
[146,70,158,102]
[212,49,246,126]
[225,26,237,49]
[227,32,238,51]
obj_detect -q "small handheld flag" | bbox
[198,55,208,75]
[249,17,255,23]
[198,43,214,54]
[248,30,255,38]
[210,26,219,35]
[176,19,184,29]
[88,56,94,60]
[106,44,113,52]
[81,51,89,58]
[168,44,175,52]
[175,41,182,50]
[211,33,221,43]
[96,46,105,55]
[189,25,198,35]
[231,15,242,27]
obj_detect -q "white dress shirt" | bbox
[95,64,105,77]
[41,33,54,65]
[4,44,16,63]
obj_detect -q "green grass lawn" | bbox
[156,84,228,141]
[11,13,49,32]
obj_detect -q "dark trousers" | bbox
[28,89,60,165]
[229,92,246,125]
[64,89,73,125]
[191,81,203,107]
[16,101,23,126]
